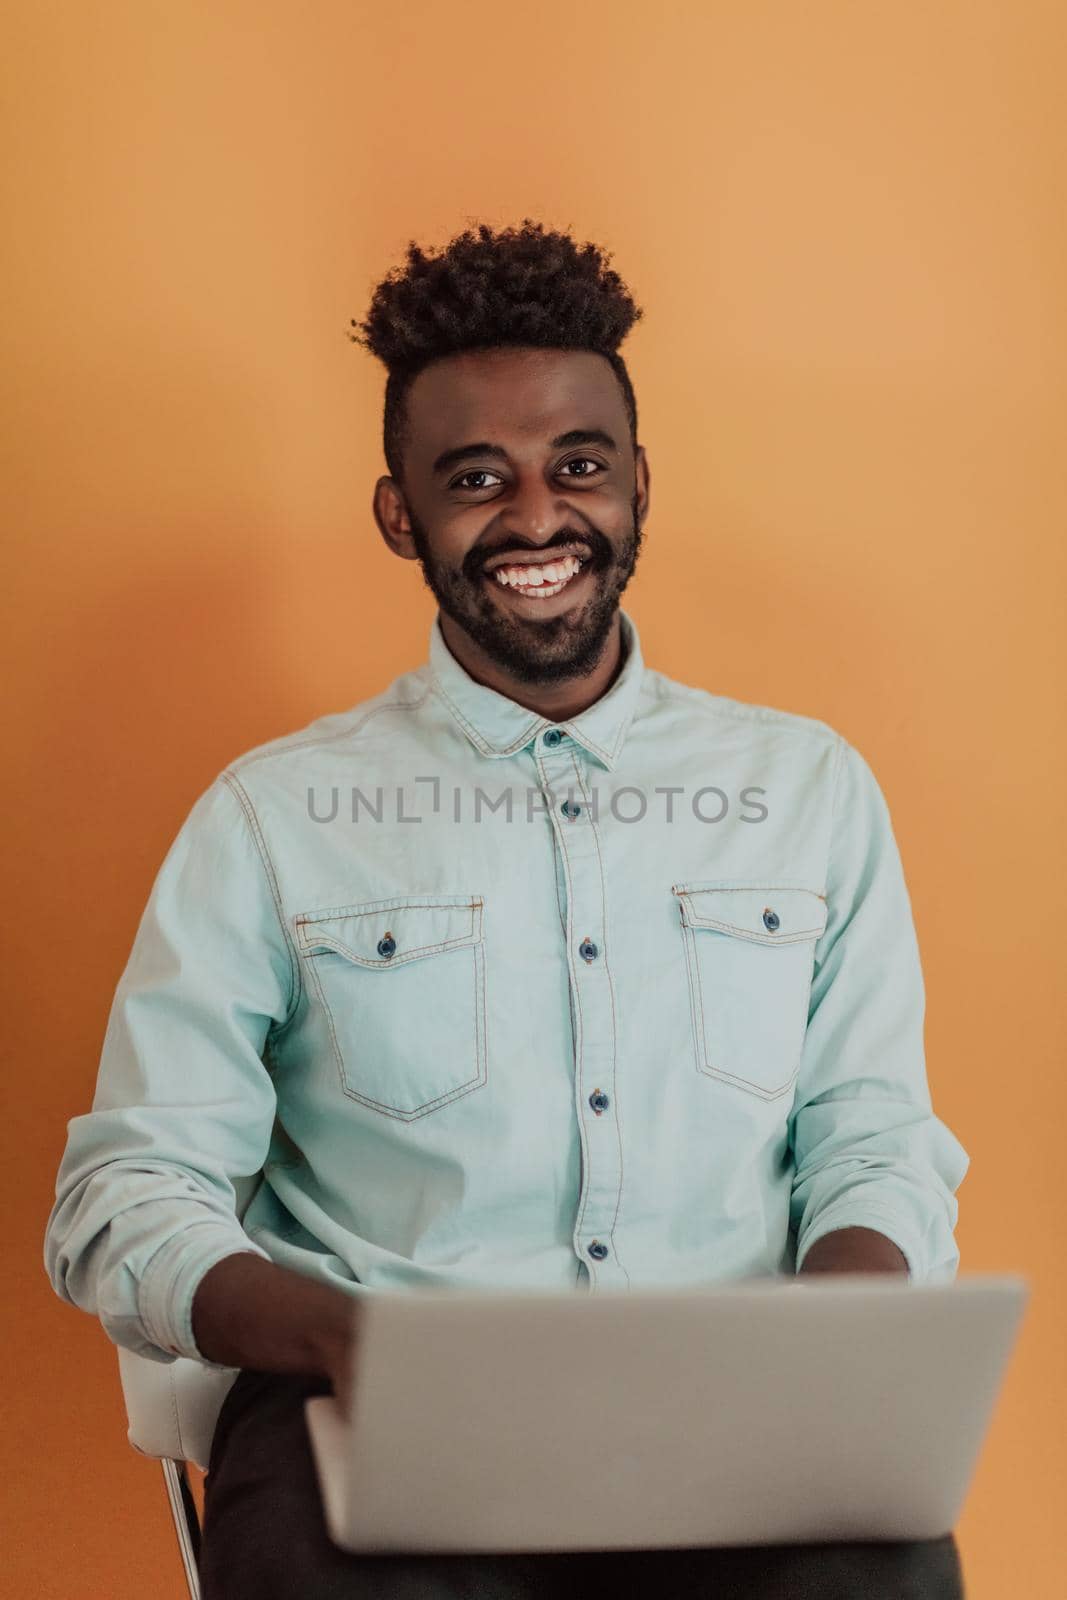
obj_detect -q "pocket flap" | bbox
[294,894,483,968]
[672,883,827,945]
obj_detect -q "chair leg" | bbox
[160,1458,202,1600]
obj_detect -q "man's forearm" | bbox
[190,1251,358,1377]
[797,1226,910,1276]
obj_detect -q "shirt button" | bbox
[589,1091,610,1112]
[542,728,563,747]
[588,1240,609,1261]
[762,909,780,932]
[377,933,397,957]
[579,939,599,962]
[560,799,582,820]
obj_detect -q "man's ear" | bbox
[372,476,420,562]
[635,445,651,526]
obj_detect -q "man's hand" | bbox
[192,1252,363,1397]
[797,1226,910,1277]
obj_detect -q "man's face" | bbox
[373,347,650,685]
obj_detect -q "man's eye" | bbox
[451,467,502,486]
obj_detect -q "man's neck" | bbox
[438,611,625,723]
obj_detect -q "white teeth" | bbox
[491,554,583,594]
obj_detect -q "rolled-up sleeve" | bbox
[43,772,295,1367]
[789,738,970,1283]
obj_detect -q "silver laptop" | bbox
[304,1273,1027,1554]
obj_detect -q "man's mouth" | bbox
[483,552,589,603]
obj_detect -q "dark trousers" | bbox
[199,1368,965,1600]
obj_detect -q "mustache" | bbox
[466,531,614,580]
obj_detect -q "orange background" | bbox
[4,3,1064,1595]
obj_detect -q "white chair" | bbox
[117,1344,233,1598]
[115,1172,265,1600]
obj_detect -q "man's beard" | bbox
[407,489,644,685]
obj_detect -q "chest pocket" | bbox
[294,893,487,1121]
[672,883,828,1101]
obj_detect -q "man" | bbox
[44,220,969,1597]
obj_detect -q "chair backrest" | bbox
[118,1345,239,1471]
[116,1170,264,1469]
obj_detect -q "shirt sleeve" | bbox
[42,772,297,1367]
[789,737,971,1282]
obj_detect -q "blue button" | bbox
[589,1091,610,1112]
[542,728,563,747]
[588,1241,609,1261]
[762,908,780,932]
[561,799,582,820]
[377,934,397,957]
[579,939,599,962]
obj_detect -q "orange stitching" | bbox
[222,772,304,1028]
[673,883,827,900]
[572,755,629,1283]
[301,930,475,964]
[229,686,433,771]
[539,746,591,1252]
[307,934,487,1120]
[295,896,481,925]
[683,921,809,1101]
[294,900,480,963]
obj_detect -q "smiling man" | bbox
[382,344,645,705]
[44,220,969,1598]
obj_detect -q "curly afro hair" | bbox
[348,218,644,485]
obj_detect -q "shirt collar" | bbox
[427,606,646,771]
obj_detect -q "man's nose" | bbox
[500,472,572,539]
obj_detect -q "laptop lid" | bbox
[305,1273,1027,1554]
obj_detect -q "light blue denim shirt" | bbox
[44,607,970,1369]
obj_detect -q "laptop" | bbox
[304,1272,1027,1554]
